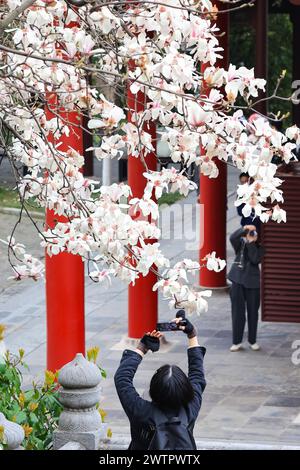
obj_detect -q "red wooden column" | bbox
[45,113,85,369]
[46,110,85,371]
[199,5,229,288]
[127,87,158,339]
[45,11,87,371]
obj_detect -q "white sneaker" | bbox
[230,343,242,352]
[249,342,260,351]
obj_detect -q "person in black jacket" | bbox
[228,225,265,352]
[114,314,206,450]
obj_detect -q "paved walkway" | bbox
[1,169,300,448]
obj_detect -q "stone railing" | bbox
[53,353,107,450]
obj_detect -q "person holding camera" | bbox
[228,225,265,352]
[114,312,206,450]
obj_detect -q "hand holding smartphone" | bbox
[156,321,186,332]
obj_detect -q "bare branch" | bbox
[0,0,37,33]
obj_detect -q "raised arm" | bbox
[187,337,206,417]
[187,337,206,393]
[114,349,149,420]
[114,331,162,421]
[247,242,265,265]
[229,227,244,254]
[174,311,206,418]
[244,228,265,265]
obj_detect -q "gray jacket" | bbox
[227,228,265,289]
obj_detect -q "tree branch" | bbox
[0,0,36,34]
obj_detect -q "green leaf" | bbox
[15,411,27,424]
[10,403,22,414]
[24,390,35,400]
[29,412,39,424]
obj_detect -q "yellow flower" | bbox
[0,425,5,442]
[0,324,6,341]
[107,428,112,439]
[22,424,33,438]
[98,408,107,422]
[29,402,38,412]
[44,370,56,386]
[87,346,100,364]
[19,392,26,409]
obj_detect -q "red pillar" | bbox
[46,109,85,371]
[127,88,158,339]
[199,4,229,288]
[45,12,86,371]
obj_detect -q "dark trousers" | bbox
[230,282,260,345]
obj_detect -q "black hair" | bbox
[272,120,283,132]
[149,364,194,409]
[239,172,249,180]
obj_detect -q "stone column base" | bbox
[53,426,107,450]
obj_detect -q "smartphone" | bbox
[156,322,179,332]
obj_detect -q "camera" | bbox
[242,229,257,238]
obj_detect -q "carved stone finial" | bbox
[58,353,101,389]
[53,353,106,450]
[0,413,25,450]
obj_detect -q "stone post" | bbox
[53,353,106,450]
[0,412,25,450]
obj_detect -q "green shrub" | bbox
[0,347,107,450]
[0,349,62,450]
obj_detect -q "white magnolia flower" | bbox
[205,252,226,272]
[1,0,298,316]
[285,125,300,145]
[272,205,287,223]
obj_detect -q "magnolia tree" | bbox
[0,0,299,315]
